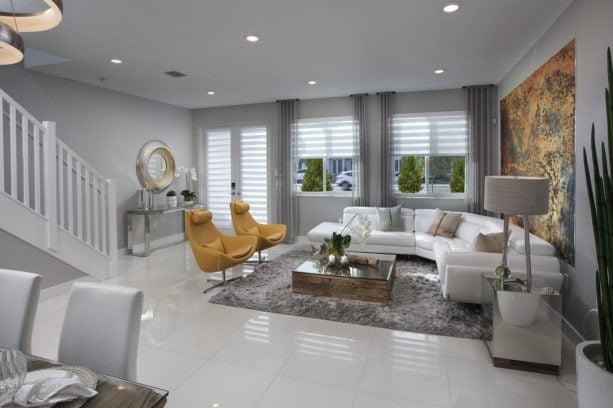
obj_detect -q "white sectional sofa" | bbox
[307,207,563,304]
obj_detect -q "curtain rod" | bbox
[276,98,300,102]
[350,93,369,97]
[462,84,495,89]
[376,91,396,95]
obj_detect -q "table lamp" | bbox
[484,176,549,292]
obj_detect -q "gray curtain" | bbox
[351,94,368,206]
[277,99,299,242]
[378,92,395,207]
[465,85,495,215]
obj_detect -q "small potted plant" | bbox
[180,189,196,206]
[166,190,177,208]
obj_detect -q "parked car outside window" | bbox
[336,171,353,190]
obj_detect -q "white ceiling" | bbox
[9,0,573,109]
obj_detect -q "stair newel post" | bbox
[43,121,59,252]
[107,179,118,276]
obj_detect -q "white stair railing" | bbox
[0,88,117,277]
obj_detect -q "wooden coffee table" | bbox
[292,252,396,304]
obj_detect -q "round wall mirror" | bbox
[136,140,176,192]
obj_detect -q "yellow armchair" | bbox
[185,209,258,293]
[229,201,287,263]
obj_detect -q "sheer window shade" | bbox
[240,126,268,223]
[392,111,467,156]
[295,117,356,159]
[205,129,232,228]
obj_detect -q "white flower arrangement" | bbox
[175,166,198,193]
[175,166,198,181]
[347,214,372,248]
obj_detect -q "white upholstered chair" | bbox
[58,283,143,381]
[0,269,42,353]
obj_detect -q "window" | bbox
[392,111,467,196]
[294,117,356,194]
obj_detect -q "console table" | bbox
[127,204,203,257]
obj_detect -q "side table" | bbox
[127,204,203,257]
[481,273,562,375]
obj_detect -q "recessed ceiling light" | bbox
[443,1,462,13]
[245,35,260,42]
[206,90,215,95]
[307,80,317,85]
[434,68,446,74]
[110,58,123,64]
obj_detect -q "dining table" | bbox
[25,354,168,408]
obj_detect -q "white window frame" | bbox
[392,111,467,199]
[294,116,356,197]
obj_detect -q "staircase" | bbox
[0,89,117,280]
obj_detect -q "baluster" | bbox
[85,169,91,245]
[101,182,107,255]
[10,105,17,198]
[93,177,99,250]
[0,96,4,193]
[22,114,29,207]
[34,126,41,214]
[58,144,65,228]
[76,161,83,240]
[66,152,74,234]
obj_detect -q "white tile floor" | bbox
[32,241,578,408]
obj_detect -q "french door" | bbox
[202,125,268,229]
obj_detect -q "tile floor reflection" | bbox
[32,239,577,407]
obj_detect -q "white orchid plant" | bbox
[175,166,198,199]
[349,214,373,248]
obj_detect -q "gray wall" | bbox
[192,88,490,235]
[498,0,613,329]
[0,229,86,289]
[0,66,194,249]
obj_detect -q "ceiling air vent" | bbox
[164,70,187,78]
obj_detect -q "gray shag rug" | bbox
[209,248,486,339]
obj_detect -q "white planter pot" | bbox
[183,200,194,206]
[166,196,177,208]
[576,341,613,408]
[497,290,540,327]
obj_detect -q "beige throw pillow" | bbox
[470,232,507,253]
[426,208,461,238]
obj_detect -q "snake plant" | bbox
[583,47,613,372]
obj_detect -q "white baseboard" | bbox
[40,276,99,301]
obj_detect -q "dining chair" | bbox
[0,269,42,353]
[58,282,143,381]
[229,200,287,263]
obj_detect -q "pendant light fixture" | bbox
[0,0,64,65]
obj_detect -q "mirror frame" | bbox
[136,140,176,192]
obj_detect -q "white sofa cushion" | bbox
[343,207,415,232]
[415,232,468,252]
[368,230,415,247]
[508,224,556,256]
[306,222,342,244]
[414,209,436,233]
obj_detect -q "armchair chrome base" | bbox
[244,251,270,265]
[203,270,243,293]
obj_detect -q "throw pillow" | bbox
[390,204,405,232]
[426,208,461,238]
[470,231,507,253]
[375,207,392,231]
[204,238,225,253]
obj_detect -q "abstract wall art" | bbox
[500,39,576,265]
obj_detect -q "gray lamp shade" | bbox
[484,176,549,215]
